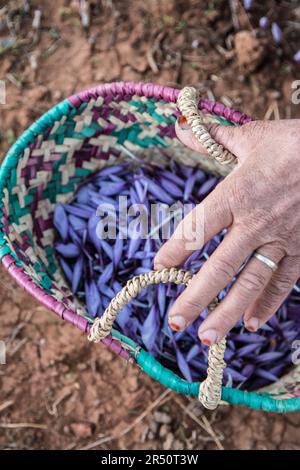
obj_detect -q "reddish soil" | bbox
[0,0,300,450]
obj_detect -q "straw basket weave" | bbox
[1,81,299,412]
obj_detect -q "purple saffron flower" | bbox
[243,0,252,10]
[271,22,282,44]
[53,203,68,242]
[259,16,269,29]
[294,50,300,63]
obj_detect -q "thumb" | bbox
[175,116,248,162]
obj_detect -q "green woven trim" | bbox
[110,331,300,412]
[111,328,139,350]
[135,348,300,412]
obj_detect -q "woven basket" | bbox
[1,81,299,413]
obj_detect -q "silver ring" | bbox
[253,252,278,272]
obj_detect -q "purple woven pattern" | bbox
[68,81,251,125]
[1,81,251,363]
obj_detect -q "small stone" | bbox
[149,419,159,435]
[140,425,149,443]
[147,431,155,441]
[173,439,184,450]
[159,424,171,438]
[70,422,93,439]
[191,39,200,49]
[234,31,265,72]
[153,411,172,424]
[127,374,139,392]
[163,432,174,450]
[53,90,63,101]
[63,425,70,435]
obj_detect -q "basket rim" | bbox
[0,81,299,413]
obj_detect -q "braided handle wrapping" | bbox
[88,268,193,343]
[88,268,227,410]
[177,87,237,165]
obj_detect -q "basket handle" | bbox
[177,86,236,165]
[88,268,227,410]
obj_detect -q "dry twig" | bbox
[46,385,78,417]
[9,338,28,357]
[264,101,281,121]
[0,400,14,414]
[0,422,47,430]
[147,31,166,74]
[174,396,224,450]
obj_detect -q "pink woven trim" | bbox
[67,81,252,125]
[2,254,131,361]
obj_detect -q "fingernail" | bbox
[177,115,190,130]
[245,317,260,332]
[154,263,166,271]
[199,329,218,346]
[169,315,187,332]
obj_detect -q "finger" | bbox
[197,244,285,344]
[175,118,246,160]
[154,179,232,270]
[168,227,255,333]
[244,255,300,330]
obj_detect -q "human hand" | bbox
[154,117,300,345]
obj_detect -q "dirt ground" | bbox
[0,0,300,450]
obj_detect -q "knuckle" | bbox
[263,242,286,261]
[271,274,294,296]
[182,295,203,314]
[261,277,293,311]
[258,294,276,313]
[209,257,236,281]
[238,269,267,295]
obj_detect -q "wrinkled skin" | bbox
[154,119,300,346]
